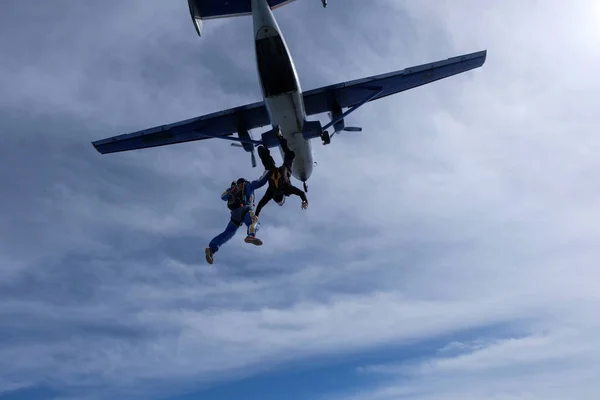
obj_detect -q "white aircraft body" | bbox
[93,0,487,193]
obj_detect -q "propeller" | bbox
[329,127,362,141]
[327,111,362,140]
[326,119,363,142]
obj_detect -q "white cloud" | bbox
[315,1,600,398]
[347,322,600,400]
[2,0,600,399]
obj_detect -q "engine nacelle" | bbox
[302,120,324,140]
[237,129,255,153]
[328,96,345,133]
[328,110,345,133]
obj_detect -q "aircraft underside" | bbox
[91,0,487,198]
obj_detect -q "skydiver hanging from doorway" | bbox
[205,171,270,265]
[254,129,308,218]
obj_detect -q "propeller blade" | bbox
[343,127,362,132]
[231,143,243,147]
[251,150,257,168]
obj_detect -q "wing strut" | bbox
[321,86,383,144]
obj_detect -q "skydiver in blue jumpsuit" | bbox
[205,172,270,264]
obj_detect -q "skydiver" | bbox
[205,171,270,265]
[254,131,308,218]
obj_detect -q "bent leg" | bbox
[244,210,260,237]
[285,184,308,203]
[208,221,238,253]
[279,135,291,153]
[258,146,276,170]
[243,210,262,246]
[279,136,295,169]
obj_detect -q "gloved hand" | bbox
[301,200,308,210]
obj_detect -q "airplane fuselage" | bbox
[251,0,313,184]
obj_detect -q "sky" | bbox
[1,0,600,399]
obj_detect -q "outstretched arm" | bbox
[248,169,271,191]
[286,185,308,203]
[255,186,274,217]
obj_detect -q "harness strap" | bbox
[270,168,284,188]
[230,205,251,226]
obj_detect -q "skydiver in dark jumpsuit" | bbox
[255,131,308,218]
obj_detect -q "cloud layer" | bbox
[2,0,600,399]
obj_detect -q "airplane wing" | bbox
[302,50,487,116]
[92,101,270,154]
[92,50,486,155]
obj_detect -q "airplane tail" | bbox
[188,0,297,37]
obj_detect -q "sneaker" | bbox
[244,236,263,246]
[205,248,214,264]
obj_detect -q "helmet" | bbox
[236,178,247,185]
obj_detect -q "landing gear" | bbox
[321,130,331,145]
[321,0,327,7]
[303,182,308,192]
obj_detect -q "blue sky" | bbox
[2,0,600,399]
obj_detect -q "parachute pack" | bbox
[227,183,246,211]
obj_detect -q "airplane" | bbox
[92,0,487,193]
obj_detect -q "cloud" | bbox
[2,0,600,399]
[348,323,600,400]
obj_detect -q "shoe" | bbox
[244,236,263,246]
[205,248,214,264]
